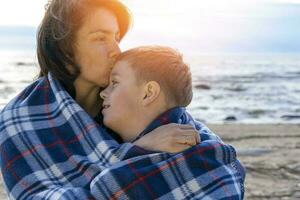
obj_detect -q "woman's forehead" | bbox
[81,8,119,34]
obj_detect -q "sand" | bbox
[0,124,299,199]
[209,124,300,200]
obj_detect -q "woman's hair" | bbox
[37,0,132,97]
[117,46,193,107]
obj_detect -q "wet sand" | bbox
[0,124,299,199]
[209,124,300,200]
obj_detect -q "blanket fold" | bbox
[0,74,245,200]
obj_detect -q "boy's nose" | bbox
[100,89,107,100]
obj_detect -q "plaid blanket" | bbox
[0,73,245,200]
[90,108,245,200]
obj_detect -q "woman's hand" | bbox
[133,123,201,153]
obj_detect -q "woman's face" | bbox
[73,8,121,87]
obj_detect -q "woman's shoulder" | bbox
[0,77,50,146]
[0,76,49,114]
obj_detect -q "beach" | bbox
[1,0,300,198]
[210,124,300,200]
[0,28,299,200]
[0,124,299,199]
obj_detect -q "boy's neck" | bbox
[133,106,185,141]
[120,103,173,142]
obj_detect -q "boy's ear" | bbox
[142,81,161,106]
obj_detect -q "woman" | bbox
[0,0,203,199]
[37,0,199,151]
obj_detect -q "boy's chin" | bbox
[103,117,115,130]
[102,117,110,127]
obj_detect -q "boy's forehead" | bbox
[112,60,131,75]
[114,60,131,67]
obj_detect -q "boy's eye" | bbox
[112,80,118,87]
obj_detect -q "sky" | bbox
[0,0,299,53]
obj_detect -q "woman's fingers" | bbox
[168,123,194,130]
[196,133,201,143]
[170,124,201,145]
[176,132,199,146]
[133,123,201,153]
[160,124,200,146]
[178,124,195,130]
[173,143,193,152]
[187,130,201,143]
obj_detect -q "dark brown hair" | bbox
[37,0,132,97]
[117,46,193,107]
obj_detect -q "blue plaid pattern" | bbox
[91,108,245,200]
[0,73,245,199]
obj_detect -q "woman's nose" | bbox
[108,42,121,59]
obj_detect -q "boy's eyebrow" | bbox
[111,71,120,77]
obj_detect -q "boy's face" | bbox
[100,61,144,141]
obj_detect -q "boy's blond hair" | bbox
[117,46,193,107]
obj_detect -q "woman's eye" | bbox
[97,37,106,41]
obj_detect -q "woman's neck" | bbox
[74,78,103,117]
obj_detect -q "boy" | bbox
[96,46,245,199]
[100,46,200,144]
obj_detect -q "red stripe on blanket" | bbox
[110,142,233,199]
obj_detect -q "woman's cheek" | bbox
[98,43,110,55]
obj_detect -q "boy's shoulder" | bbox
[181,111,222,142]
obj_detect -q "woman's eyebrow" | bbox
[89,28,120,36]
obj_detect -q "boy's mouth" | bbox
[102,104,110,109]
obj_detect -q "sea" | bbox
[0,26,299,124]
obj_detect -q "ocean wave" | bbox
[15,61,37,67]
[1,52,299,124]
